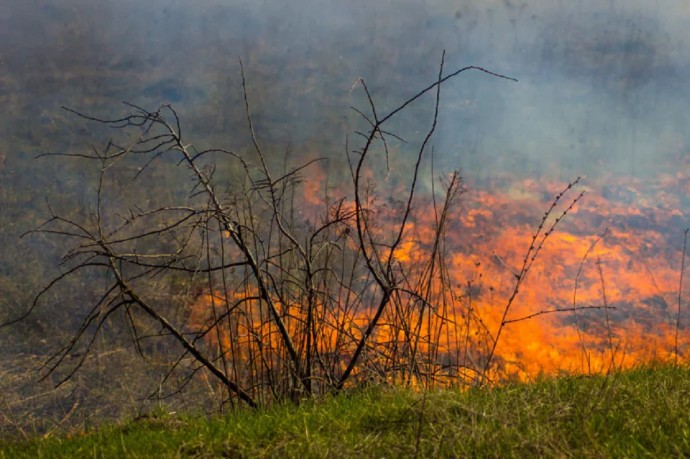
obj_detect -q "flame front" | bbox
[187,169,689,395]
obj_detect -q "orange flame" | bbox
[187,170,689,391]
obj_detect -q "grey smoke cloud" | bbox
[2,0,690,183]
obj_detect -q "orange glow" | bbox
[187,170,689,391]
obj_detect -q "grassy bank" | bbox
[2,364,689,458]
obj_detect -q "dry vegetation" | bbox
[10,56,590,413]
[1,55,685,445]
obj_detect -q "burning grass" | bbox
[16,56,688,417]
[184,169,690,395]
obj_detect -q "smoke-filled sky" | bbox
[3,0,690,185]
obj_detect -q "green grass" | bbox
[2,365,689,458]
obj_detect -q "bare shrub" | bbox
[11,56,592,408]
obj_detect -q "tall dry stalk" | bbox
[7,54,608,408]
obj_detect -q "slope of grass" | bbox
[2,364,689,458]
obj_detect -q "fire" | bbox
[187,168,689,392]
[447,172,690,379]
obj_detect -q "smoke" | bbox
[4,0,690,184]
[4,0,690,289]
[2,1,690,427]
